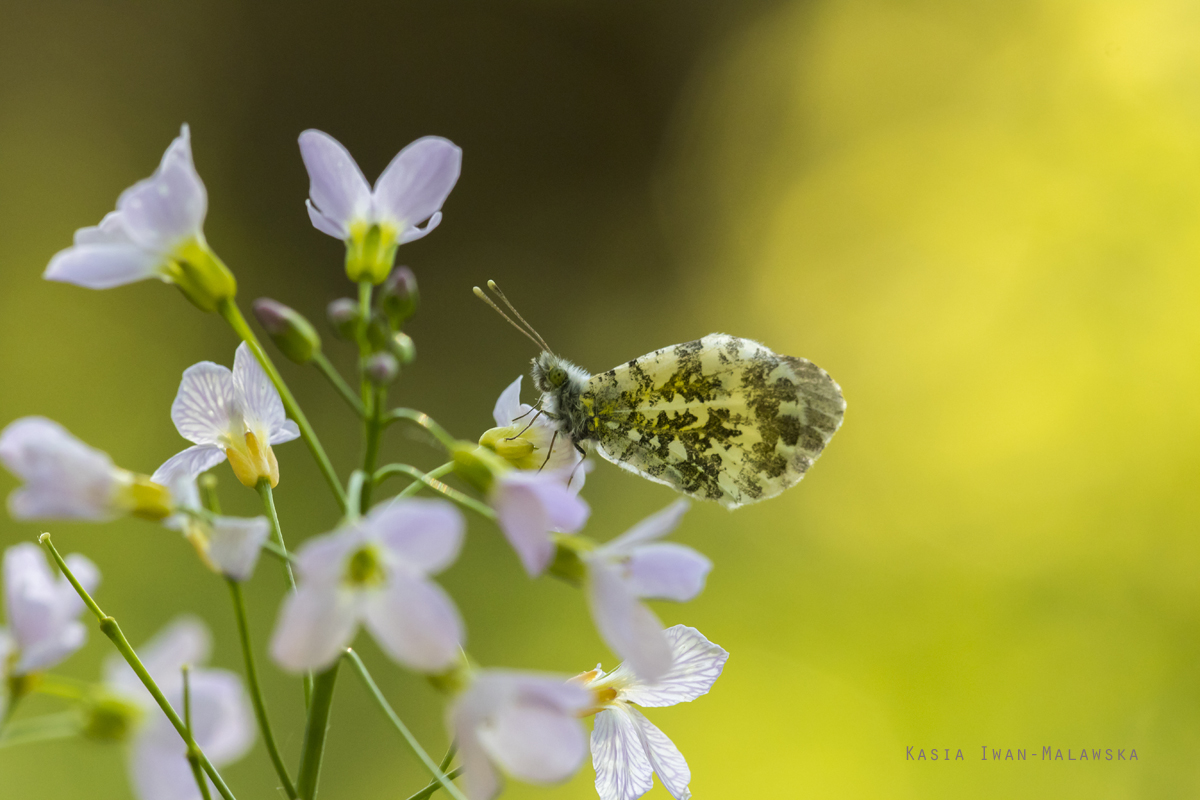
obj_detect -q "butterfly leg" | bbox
[509,397,544,423]
[537,430,559,471]
[507,408,546,441]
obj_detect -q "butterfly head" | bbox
[531,352,583,393]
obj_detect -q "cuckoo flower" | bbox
[479,376,583,481]
[103,618,254,800]
[43,125,236,311]
[579,625,728,800]
[449,670,593,800]
[153,342,299,489]
[161,473,270,582]
[299,129,462,283]
[584,501,711,683]
[0,417,172,521]
[270,499,465,673]
[1,543,99,677]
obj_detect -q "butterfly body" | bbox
[531,334,845,508]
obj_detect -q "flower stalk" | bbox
[38,533,238,800]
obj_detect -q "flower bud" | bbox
[82,694,142,742]
[451,443,509,494]
[379,266,419,327]
[253,298,321,364]
[390,332,417,365]
[365,352,399,386]
[326,298,360,340]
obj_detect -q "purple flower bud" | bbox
[326,298,360,340]
[379,265,419,326]
[253,298,320,364]
[365,352,399,385]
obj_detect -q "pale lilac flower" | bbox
[0,543,98,676]
[43,126,235,309]
[449,670,593,800]
[104,618,254,800]
[299,129,461,282]
[584,501,711,683]
[152,342,299,489]
[270,499,465,673]
[581,625,728,800]
[489,467,590,578]
[161,473,270,582]
[0,417,172,521]
[480,376,583,482]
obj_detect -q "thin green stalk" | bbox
[403,767,465,800]
[256,480,312,707]
[218,298,347,511]
[296,662,340,800]
[228,581,299,799]
[375,463,494,520]
[184,666,215,800]
[360,385,386,512]
[312,352,365,416]
[342,649,467,800]
[383,409,457,450]
[39,534,237,800]
[396,464,456,499]
[31,675,90,701]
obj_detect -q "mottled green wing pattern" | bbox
[582,334,845,508]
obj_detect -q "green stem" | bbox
[38,534,237,800]
[342,649,467,800]
[403,767,465,800]
[296,662,340,800]
[383,409,458,450]
[228,581,299,799]
[345,470,367,522]
[256,480,312,706]
[184,666,215,800]
[312,352,365,417]
[360,385,386,512]
[375,463,494,519]
[396,463,455,499]
[218,298,347,511]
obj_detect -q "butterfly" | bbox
[476,282,845,508]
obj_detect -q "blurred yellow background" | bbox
[2,1,1199,798]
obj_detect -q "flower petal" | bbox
[232,343,295,444]
[493,376,525,427]
[617,626,728,708]
[492,471,590,577]
[364,568,463,672]
[631,711,691,800]
[372,136,461,228]
[0,417,122,521]
[116,124,207,252]
[129,733,208,800]
[306,199,347,238]
[151,445,228,486]
[269,583,361,672]
[3,544,96,674]
[44,243,164,289]
[586,560,673,684]
[477,702,587,785]
[601,500,689,556]
[398,211,442,244]
[171,362,237,446]
[591,705,654,800]
[182,668,256,765]
[292,524,367,584]
[298,129,372,235]
[73,211,135,246]
[370,499,464,574]
[207,516,270,582]
[624,543,711,602]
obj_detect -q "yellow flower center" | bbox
[479,425,540,470]
[345,221,399,284]
[345,545,386,587]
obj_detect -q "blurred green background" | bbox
[2,0,1199,798]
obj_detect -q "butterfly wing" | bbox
[582,334,845,508]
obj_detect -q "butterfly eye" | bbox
[547,367,567,388]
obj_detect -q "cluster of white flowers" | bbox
[0,124,730,800]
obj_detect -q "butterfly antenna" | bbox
[486,280,554,353]
[473,286,548,352]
